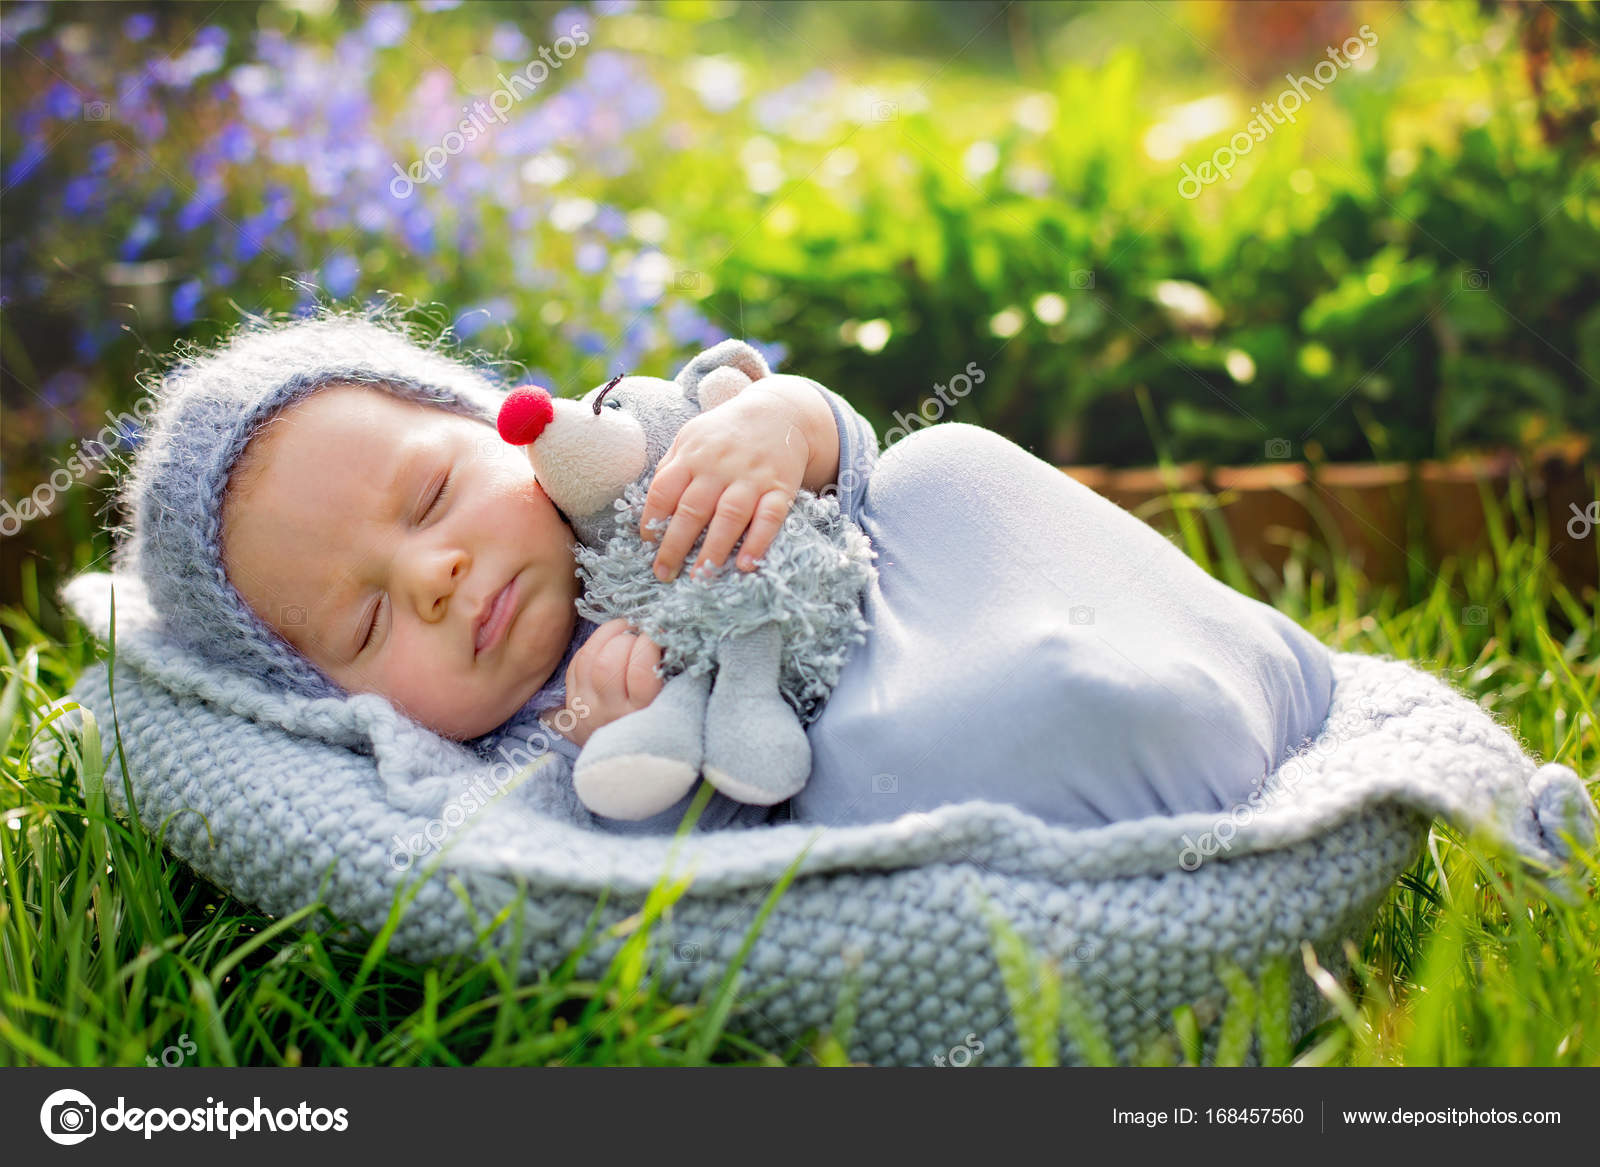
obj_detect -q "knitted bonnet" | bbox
[114,310,522,701]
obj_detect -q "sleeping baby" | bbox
[119,312,1334,836]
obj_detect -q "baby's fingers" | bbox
[623,633,664,705]
[651,479,724,580]
[734,489,793,571]
[569,619,627,699]
[692,483,761,577]
[588,624,640,704]
[639,446,690,544]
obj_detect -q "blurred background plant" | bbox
[2,0,1598,611]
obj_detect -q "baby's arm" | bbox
[539,618,664,748]
[636,372,852,581]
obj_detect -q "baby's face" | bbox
[221,384,580,740]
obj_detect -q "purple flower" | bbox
[620,82,661,127]
[356,200,390,232]
[41,369,88,408]
[1,2,47,46]
[664,301,714,345]
[580,52,631,95]
[592,205,627,238]
[3,139,49,187]
[216,122,254,163]
[490,23,531,61]
[172,279,204,326]
[454,297,513,339]
[401,206,435,253]
[551,7,588,39]
[333,29,375,78]
[322,253,361,299]
[748,339,788,371]
[119,216,159,261]
[63,176,102,216]
[87,141,118,174]
[123,12,156,42]
[176,187,222,233]
[114,420,144,450]
[44,83,82,120]
[235,213,278,263]
[158,30,229,86]
[575,241,608,274]
[363,3,410,48]
[75,326,110,362]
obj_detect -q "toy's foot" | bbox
[702,624,812,806]
[574,749,698,821]
[572,670,709,820]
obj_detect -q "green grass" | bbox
[2,476,1596,1067]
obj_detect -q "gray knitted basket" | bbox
[39,571,1598,1066]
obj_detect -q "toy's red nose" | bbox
[498,385,555,445]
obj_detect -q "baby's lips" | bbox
[499,385,554,445]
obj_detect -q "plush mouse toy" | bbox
[497,339,876,821]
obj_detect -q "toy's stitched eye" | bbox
[593,373,626,414]
[604,398,621,410]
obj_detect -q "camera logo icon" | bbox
[280,604,307,627]
[1461,269,1490,290]
[871,773,898,794]
[1265,438,1292,459]
[40,1088,97,1145]
[1069,269,1095,290]
[674,941,700,963]
[82,100,111,122]
[1069,605,1096,626]
[1463,605,1488,626]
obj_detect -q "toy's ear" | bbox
[674,339,771,409]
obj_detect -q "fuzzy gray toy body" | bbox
[574,480,875,724]
[497,339,877,820]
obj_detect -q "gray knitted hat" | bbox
[114,309,518,701]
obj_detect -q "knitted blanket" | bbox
[38,570,1598,1066]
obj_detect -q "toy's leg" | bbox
[573,669,709,821]
[702,623,811,805]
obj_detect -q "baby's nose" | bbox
[498,385,554,445]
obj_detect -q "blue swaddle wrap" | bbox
[790,417,1334,830]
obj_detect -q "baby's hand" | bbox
[541,619,664,749]
[637,375,836,581]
